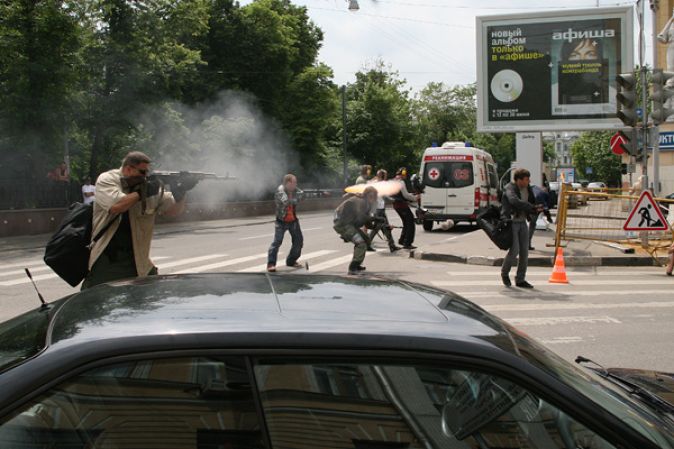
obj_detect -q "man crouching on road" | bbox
[82,151,193,289]
[501,168,541,289]
[267,174,304,272]
[334,186,379,275]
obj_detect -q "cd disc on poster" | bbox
[490,69,523,103]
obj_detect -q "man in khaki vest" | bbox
[82,151,193,289]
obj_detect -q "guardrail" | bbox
[555,183,674,262]
[0,196,343,238]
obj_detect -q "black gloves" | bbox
[145,178,162,197]
[170,175,199,202]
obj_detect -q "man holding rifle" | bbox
[82,151,197,289]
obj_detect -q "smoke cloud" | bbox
[138,90,298,208]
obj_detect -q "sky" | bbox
[246,0,654,92]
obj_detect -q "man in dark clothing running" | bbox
[500,168,541,288]
[391,167,419,249]
[267,174,304,272]
[334,186,379,275]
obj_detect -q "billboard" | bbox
[476,7,633,132]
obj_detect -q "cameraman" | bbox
[82,151,193,289]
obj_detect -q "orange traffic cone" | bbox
[548,247,569,284]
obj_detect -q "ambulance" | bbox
[419,142,499,231]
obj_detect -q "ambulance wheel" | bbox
[422,220,433,232]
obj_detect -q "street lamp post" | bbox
[341,85,348,186]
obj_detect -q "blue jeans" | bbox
[267,220,303,266]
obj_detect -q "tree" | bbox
[570,131,622,186]
[413,82,515,176]
[0,0,82,180]
[343,62,419,173]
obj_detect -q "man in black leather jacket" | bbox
[500,168,541,288]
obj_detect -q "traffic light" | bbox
[617,128,638,156]
[616,72,638,126]
[651,68,674,124]
[621,163,628,175]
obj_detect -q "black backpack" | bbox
[476,205,513,251]
[44,202,117,286]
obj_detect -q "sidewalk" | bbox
[412,225,668,267]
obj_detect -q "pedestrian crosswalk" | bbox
[0,250,359,287]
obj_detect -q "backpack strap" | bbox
[89,214,120,248]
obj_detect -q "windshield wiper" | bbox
[575,356,674,415]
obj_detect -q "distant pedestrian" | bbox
[392,167,419,249]
[368,169,401,252]
[500,168,541,288]
[267,174,304,272]
[82,177,95,205]
[334,186,379,275]
[355,165,372,184]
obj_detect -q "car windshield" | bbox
[513,331,674,447]
[0,306,54,373]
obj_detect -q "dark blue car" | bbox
[0,274,672,449]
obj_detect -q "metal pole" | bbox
[652,1,661,195]
[639,0,649,192]
[341,85,348,186]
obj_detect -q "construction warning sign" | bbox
[623,191,670,231]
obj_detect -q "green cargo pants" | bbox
[334,222,367,267]
[81,248,157,290]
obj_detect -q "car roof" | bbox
[45,274,514,353]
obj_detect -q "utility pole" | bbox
[341,85,348,186]
[651,0,661,195]
[638,0,650,191]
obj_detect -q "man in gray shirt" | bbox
[500,168,541,288]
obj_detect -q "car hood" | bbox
[607,368,674,406]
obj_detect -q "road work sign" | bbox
[623,191,669,231]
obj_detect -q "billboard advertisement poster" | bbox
[556,167,575,183]
[476,7,633,132]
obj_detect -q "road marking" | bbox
[310,255,354,272]
[452,289,674,298]
[237,250,337,272]
[0,273,60,286]
[506,316,621,326]
[238,227,322,241]
[0,265,52,277]
[239,234,269,241]
[483,301,674,313]
[444,271,663,277]
[539,337,584,345]
[157,254,226,270]
[0,260,52,270]
[432,279,674,287]
[175,253,273,274]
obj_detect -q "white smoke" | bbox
[137,90,298,208]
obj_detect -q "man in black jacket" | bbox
[500,168,541,288]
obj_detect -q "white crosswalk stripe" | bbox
[444,270,665,277]
[0,260,49,270]
[237,250,337,272]
[432,279,674,287]
[0,256,172,287]
[483,301,674,313]
[174,253,272,274]
[452,289,674,298]
[310,255,354,272]
[0,265,52,278]
[157,254,226,270]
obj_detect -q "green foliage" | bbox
[570,131,622,186]
[342,62,419,176]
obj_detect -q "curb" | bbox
[413,250,667,267]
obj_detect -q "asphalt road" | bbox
[1,209,672,372]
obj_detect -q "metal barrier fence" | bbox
[0,180,82,210]
[555,183,674,261]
